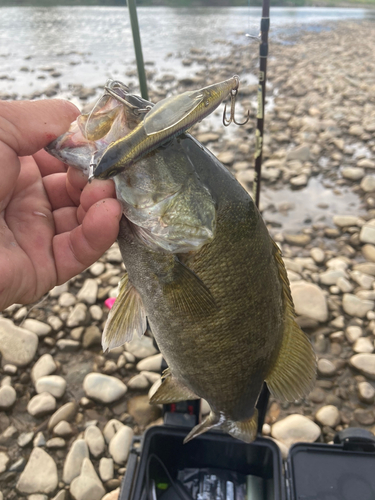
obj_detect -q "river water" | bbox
[0,6,374,97]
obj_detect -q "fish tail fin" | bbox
[222,409,258,443]
[183,410,258,444]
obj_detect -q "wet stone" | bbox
[317,359,336,377]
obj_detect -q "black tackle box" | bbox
[119,423,375,500]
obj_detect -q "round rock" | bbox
[350,354,375,380]
[77,279,98,305]
[271,414,321,448]
[0,385,16,410]
[27,392,56,417]
[83,373,127,404]
[358,382,375,404]
[48,402,77,430]
[84,425,105,457]
[36,376,67,398]
[125,336,158,359]
[70,458,105,500]
[315,405,340,427]
[0,451,9,473]
[23,319,52,337]
[0,318,38,366]
[108,426,134,464]
[31,354,57,383]
[103,419,124,444]
[99,457,114,482]
[136,353,163,372]
[16,447,58,494]
[353,337,374,354]
[342,294,374,318]
[317,359,336,377]
[290,281,328,322]
[63,439,89,484]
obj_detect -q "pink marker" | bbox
[105,297,116,310]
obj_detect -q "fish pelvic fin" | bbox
[265,241,317,402]
[102,273,147,352]
[183,410,258,444]
[149,370,199,404]
[162,259,217,317]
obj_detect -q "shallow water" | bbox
[0,6,373,97]
[261,176,366,233]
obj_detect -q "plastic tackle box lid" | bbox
[287,436,375,500]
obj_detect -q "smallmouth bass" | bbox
[47,80,316,444]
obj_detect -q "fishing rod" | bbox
[127,0,149,100]
[252,0,271,434]
[252,0,270,209]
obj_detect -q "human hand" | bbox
[0,99,122,311]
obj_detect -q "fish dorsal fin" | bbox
[265,240,317,402]
[149,369,199,405]
[162,259,217,317]
[102,273,147,352]
[143,90,204,136]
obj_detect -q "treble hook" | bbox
[222,82,251,127]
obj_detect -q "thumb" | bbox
[0,99,79,157]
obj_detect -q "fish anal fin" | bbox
[183,410,258,444]
[102,274,147,352]
[149,373,199,405]
[265,241,317,402]
[163,260,217,317]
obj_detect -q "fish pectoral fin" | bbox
[265,241,317,402]
[102,273,147,353]
[162,259,217,317]
[149,372,199,405]
[183,410,258,444]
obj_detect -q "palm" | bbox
[0,99,122,311]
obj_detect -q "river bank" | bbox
[0,17,375,500]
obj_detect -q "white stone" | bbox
[89,305,103,321]
[84,425,105,457]
[141,371,161,385]
[83,373,127,404]
[342,167,364,181]
[16,448,58,494]
[99,457,114,482]
[109,426,134,464]
[46,437,66,449]
[51,490,67,500]
[342,294,374,317]
[353,337,374,354]
[360,220,375,245]
[361,175,375,193]
[271,414,321,448]
[315,405,340,427]
[28,495,48,500]
[290,281,328,322]
[337,277,353,293]
[53,421,73,437]
[58,292,76,308]
[3,364,17,375]
[0,385,16,409]
[63,439,89,484]
[36,376,66,398]
[333,215,359,227]
[48,402,77,430]
[136,353,163,372]
[350,354,375,380]
[0,451,9,473]
[106,244,122,262]
[66,303,87,327]
[320,270,347,286]
[77,279,98,305]
[33,432,46,447]
[102,488,120,500]
[50,283,69,297]
[70,458,105,500]
[18,432,34,447]
[351,271,374,290]
[358,382,375,403]
[27,392,56,416]
[31,354,57,383]
[127,373,150,390]
[89,262,105,276]
[310,247,325,264]
[47,315,63,331]
[125,336,158,359]
[0,318,38,366]
[23,319,52,337]
[317,359,336,377]
[345,326,363,343]
[103,420,124,444]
